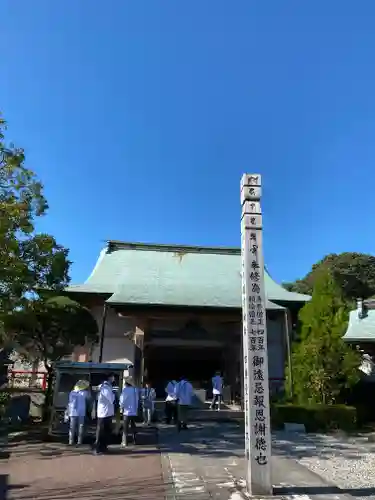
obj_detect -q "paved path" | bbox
[5,422,375,499]
[5,426,166,500]
[158,422,365,500]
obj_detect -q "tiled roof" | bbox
[343,309,375,342]
[66,241,311,310]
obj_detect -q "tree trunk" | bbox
[42,366,54,422]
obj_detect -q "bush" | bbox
[287,270,361,405]
[272,403,357,432]
[0,391,11,419]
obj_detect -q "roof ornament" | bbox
[357,298,368,319]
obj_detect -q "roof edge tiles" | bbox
[343,310,375,343]
[106,240,241,256]
[65,241,311,308]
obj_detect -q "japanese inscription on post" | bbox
[240,174,272,496]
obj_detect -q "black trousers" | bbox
[94,416,112,452]
[122,415,137,445]
[165,401,178,424]
[211,394,222,408]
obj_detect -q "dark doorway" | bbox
[144,345,224,398]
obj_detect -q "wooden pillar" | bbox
[98,303,108,363]
[134,319,148,386]
[284,309,293,398]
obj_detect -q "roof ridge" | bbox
[107,240,241,256]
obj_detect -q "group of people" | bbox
[65,371,224,455]
[65,373,156,454]
[164,371,224,425]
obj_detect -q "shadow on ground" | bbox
[0,475,28,500]
[274,484,375,498]
[158,422,373,462]
[8,421,374,462]
[2,477,168,500]
[6,426,159,460]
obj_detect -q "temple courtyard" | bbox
[4,421,375,500]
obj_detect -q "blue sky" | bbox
[1,1,375,285]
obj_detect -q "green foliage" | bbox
[0,114,70,325]
[2,296,98,369]
[287,270,361,405]
[272,403,357,432]
[283,252,375,301]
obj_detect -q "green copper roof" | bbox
[66,241,310,309]
[343,310,375,343]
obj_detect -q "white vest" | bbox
[212,375,223,395]
[97,382,115,418]
[68,390,88,417]
[120,386,139,416]
[177,380,193,405]
[165,381,178,402]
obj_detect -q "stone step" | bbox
[189,409,244,422]
[154,400,243,422]
[154,400,236,411]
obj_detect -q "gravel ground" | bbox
[274,431,375,499]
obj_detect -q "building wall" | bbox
[9,305,287,391]
[227,315,285,383]
[90,306,135,364]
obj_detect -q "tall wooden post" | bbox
[98,303,108,363]
[240,174,272,496]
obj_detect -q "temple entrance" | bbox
[144,345,225,398]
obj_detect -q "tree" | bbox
[3,296,99,417]
[287,269,361,405]
[0,114,70,328]
[283,253,375,301]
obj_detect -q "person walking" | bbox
[141,381,156,425]
[176,376,193,432]
[93,373,115,455]
[119,377,139,447]
[66,379,91,446]
[165,379,178,424]
[210,371,223,411]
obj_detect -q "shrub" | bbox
[272,403,357,432]
[0,391,11,418]
[287,270,361,405]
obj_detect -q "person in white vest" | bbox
[210,371,223,411]
[119,377,139,447]
[165,379,178,424]
[176,376,193,431]
[141,381,156,425]
[94,373,115,455]
[66,379,91,446]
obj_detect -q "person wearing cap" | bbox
[66,379,91,446]
[94,373,116,455]
[119,377,139,447]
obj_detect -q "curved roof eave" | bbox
[66,243,311,308]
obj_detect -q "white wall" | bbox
[90,306,135,364]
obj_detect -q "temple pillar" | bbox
[133,319,148,386]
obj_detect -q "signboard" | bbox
[240,174,272,496]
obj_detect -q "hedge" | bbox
[271,403,357,432]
